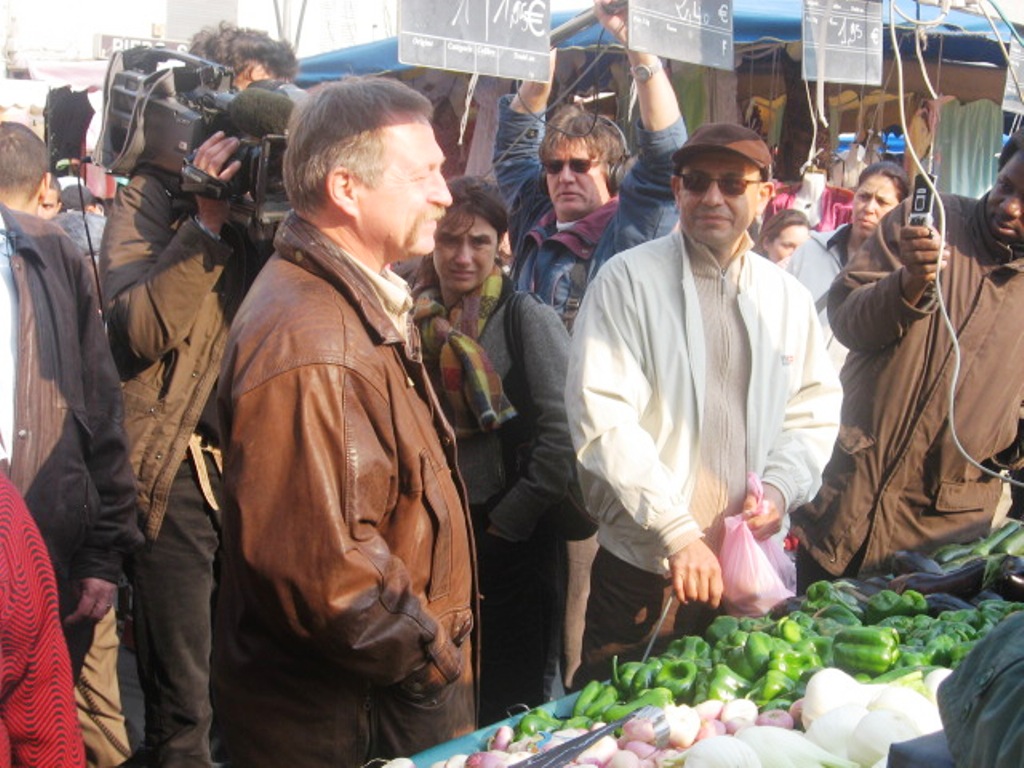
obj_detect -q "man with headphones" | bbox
[493,0,686,694]
[493,0,685,333]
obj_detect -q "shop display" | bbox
[393,525,1024,767]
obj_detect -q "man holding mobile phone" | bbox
[793,129,1024,587]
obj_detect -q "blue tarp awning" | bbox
[297,1,1022,87]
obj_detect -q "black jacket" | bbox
[5,205,142,665]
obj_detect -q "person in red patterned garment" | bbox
[0,473,85,766]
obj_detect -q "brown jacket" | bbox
[5,206,141,667]
[100,169,264,539]
[214,214,478,766]
[793,194,1024,576]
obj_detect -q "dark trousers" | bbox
[472,503,562,725]
[795,544,866,594]
[576,547,718,689]
[130,459,220,767]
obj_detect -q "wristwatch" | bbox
[631,60,663,83]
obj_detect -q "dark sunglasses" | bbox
[542,158,595,175]
[677,171,761,197]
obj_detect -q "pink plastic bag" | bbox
[719,473,796,617]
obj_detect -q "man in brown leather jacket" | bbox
[214,77,478,766]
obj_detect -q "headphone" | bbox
[538,114,631,198]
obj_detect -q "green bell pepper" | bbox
[665,635,712,663]
[834,626,901,676]
[715,629,748,664]
[877,614,917,634]
[767,647,820,681]
[516,707,562,737]
[613,659,645,697]
[864,589,929,624]
[923,633,957,667]
[748,669,796,705]
[774,617,804,644]
[738,616,775,634]
[706,615,742,646]
[812,602,863,627]
[723,631,773,681]
[583,683,621,719]
[573,679,605,718]
[706,663,752,702]
[949,639,979,667]
[600,687,674,722]
[925,620,978,644]
[629,658,664,699]
[654,658,698,703]
[786,610,816,630]
[895,646,934,669]
[805,634,834,667]
[803,581,865,618]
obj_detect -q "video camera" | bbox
[96,46,294,224]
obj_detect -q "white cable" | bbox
[890,0,953,28]
[914,27,939,100]
[458,72,479,147]
[802,77,822,173]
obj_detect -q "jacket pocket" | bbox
[50,409,95,561]
[797,425,874,527]
[933,478,1002,515]
[120,379,164,485]
[420,452,454,602]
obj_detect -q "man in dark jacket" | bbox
[215,76,477,767]
[0,121,142,762]
[794,129,1024,585]
[99,25,297,767]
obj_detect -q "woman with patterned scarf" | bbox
[413,176,576,723]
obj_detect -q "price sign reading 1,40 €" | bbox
[628,0,735,72]
[802,0,883,86]
[398,0,552,82]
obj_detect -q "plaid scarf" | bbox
[414,264,517,437]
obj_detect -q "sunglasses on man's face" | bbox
[676,170,761,197]
[542,158,595,175]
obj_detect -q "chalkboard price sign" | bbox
[1003,40,1024,116]
[398,0,552,81]
[802,0,883,86]
[628,0,735,72]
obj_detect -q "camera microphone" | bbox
[227,87,295,138]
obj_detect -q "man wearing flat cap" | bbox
[566,123,841,685]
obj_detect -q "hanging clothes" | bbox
[933,98,1003,199]
[764,172,854,233]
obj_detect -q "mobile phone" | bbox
[908,173,935,228]
[603,0,628,12]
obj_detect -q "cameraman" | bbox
[99,24,297,768]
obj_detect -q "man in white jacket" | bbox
[566,123,841,685]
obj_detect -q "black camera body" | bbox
[97,46,289,224]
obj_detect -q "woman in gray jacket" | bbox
[413,176,578,723]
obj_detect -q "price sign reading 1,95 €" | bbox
[802,0,883,86]
[628,0,735,72]
[398,0,552,82]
